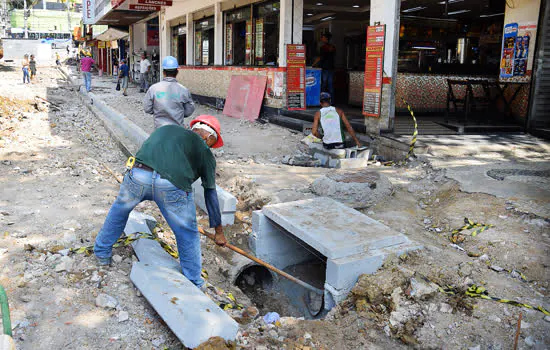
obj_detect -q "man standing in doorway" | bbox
[144,56,195,128]
[313,32,336,99]
[139,52,151,93]
[80,52,95,92]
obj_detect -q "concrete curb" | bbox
[57,66,135,157]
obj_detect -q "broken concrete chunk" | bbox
[118,310,129,322]
[95,293,118,309]
[310,170,393,209]
[489,265,504,272]
[55,256,73,272]
[406,277,438,300]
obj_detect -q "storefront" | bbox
[160,0,546,134]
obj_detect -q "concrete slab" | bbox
[250,211,316,270]
[130,262,239,348]
[262,197,408,260]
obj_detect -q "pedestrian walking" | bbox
[118,59,129,96]
[21,54,30,84]
[139,52,151,93]
[29,54,37,81]
[55,52,61,66]
[80,52,95,92]
[144,56,195,129]
[93,116,227,290]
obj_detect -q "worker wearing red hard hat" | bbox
[94,115,225,291]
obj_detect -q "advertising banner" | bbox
[362,25,385,117]
[82,0,95,24]
[500,23,518,79]
[286,44,306,111]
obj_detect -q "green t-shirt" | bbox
[135,125,216,192]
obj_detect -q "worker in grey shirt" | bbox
[144,56,195,129]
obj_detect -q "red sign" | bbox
[129,4,161,11]
[223,75,268,121]
[286,44,306,111]
[136,0,172,6]
[362,25,385,117]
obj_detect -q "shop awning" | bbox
[94,28,129,41]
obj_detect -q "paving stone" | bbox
[130,262,239,348]
[262,197,408,260]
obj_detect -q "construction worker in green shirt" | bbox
[94,115,226,290]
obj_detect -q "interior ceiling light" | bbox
[480,12,504,17]
[412,46,436,50]
[316,2,323,5]
[447,9,470,15]
[353,4,360,7]
[307,13,314,16]
[437,0,463,4]
[320,16,335,21]
[402,6,426,13]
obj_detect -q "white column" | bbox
[186,13,194,65]
[159,10,168,74]
[369,0,401,132]
[278,0,303,67]
[214,1,223,65]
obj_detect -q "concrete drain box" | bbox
[250,197,422,310]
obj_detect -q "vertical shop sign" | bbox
[255,18,264,65]
[286,44,306,111]
[500,23,518,78]
[225,23,233,65]
[362,25,385,117]
[514,22,537,78]
[245,20,253,65]
[195,31,202,65]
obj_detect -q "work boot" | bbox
[96,255,112,266]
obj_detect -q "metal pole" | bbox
[66,0,71,34]
[23,0,28,38]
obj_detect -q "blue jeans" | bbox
[82,71,92,92]
[94,168,203,287]
[22,68,30,84]
[140,72,149,91]
[321,69,334,99]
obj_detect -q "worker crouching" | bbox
[93,115,226,290]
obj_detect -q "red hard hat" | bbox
[190,115,224,148]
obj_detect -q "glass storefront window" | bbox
[194,17,215,66]
[224,1,280,67]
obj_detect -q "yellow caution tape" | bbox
[419,273,547,315]
[401,98,418,159]
[465,285,550,316]
[450,217,494,243]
